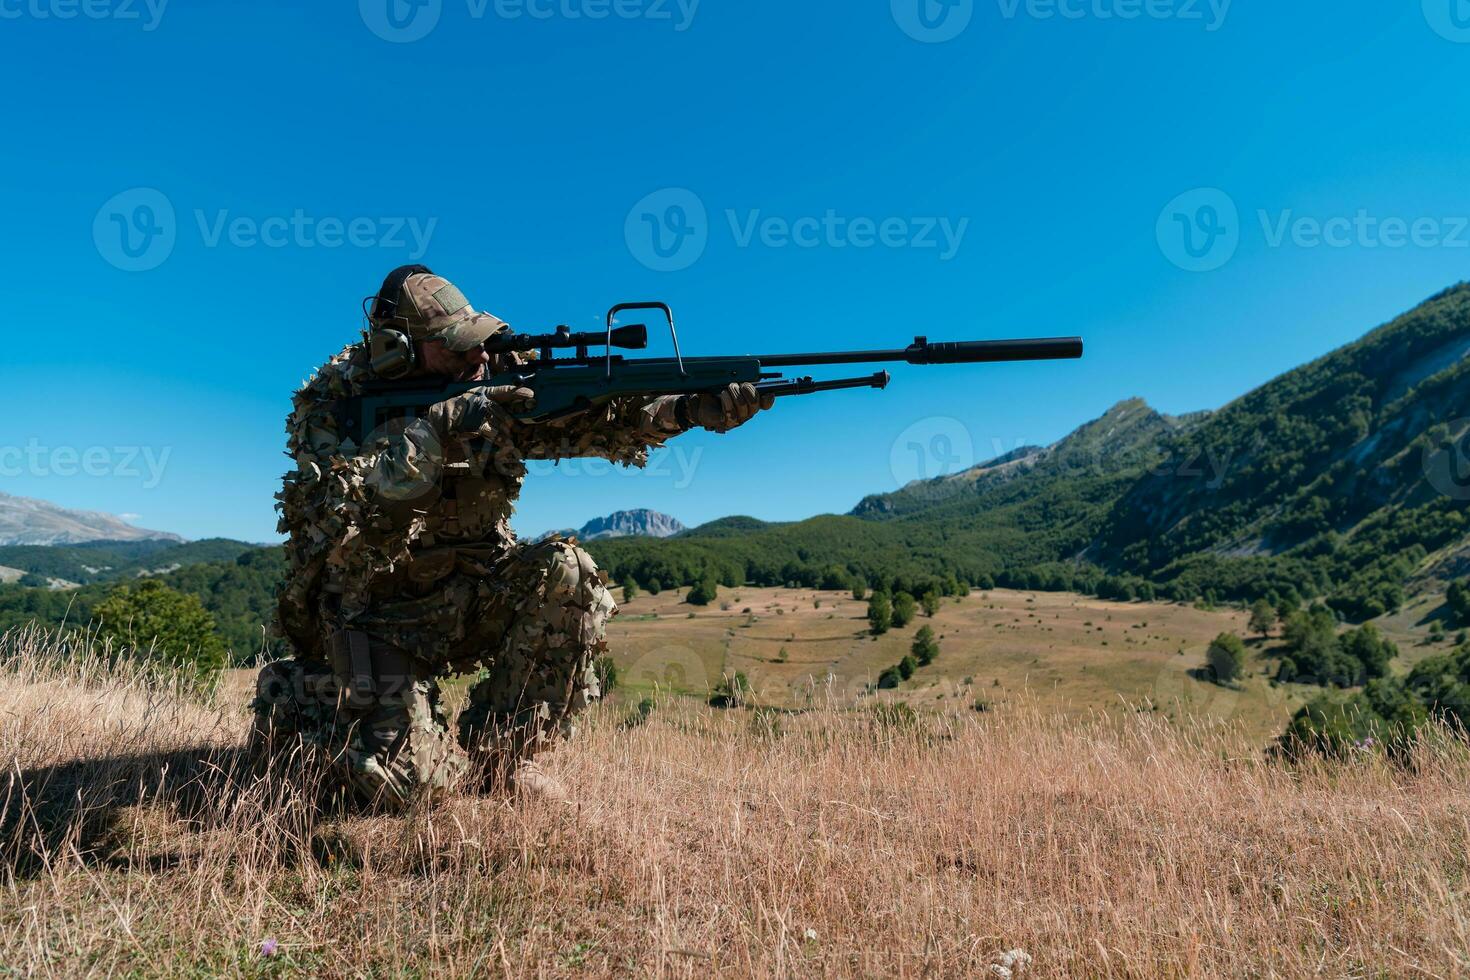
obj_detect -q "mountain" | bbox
[0,493,182,546]
[579,509,685,541]
[539,509,688,542]
[586,283,1470,620]
[851,398,1201,519]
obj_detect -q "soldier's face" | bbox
[421,339,490,381]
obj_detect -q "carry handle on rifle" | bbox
[607,301,685,379]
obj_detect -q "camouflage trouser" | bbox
[250,539,616,808]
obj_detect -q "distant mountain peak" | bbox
[0,493,183,546]
[539,509,686,542]
[578,509,685,541]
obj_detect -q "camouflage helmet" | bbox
[390,273,509,351]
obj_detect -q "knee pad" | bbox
[529,542,616,637]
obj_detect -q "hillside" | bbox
[590,284,1470,620]
[0,538,261,587]
[0,492,181,546]
[0,542,283,661]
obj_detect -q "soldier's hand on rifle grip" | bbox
[688,382,773,433]
[429,386,536,437]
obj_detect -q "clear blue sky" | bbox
[3,0,1469,541]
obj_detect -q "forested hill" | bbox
[589,283,1470,619]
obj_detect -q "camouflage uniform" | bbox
[251,272,766,809]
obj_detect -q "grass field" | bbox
[606,587,1316,745]
[5,624,1470,977]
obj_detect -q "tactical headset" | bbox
[362,263,433,379]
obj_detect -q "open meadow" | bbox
[5,621,1470,977]
[605,587,1313,745]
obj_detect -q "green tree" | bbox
[1205,632,1247,685]
[897,654,918,680]
[1448,579,1470,626]
[911,625,940,666]
[1340,623,1398,680]
[93,580,227,680]
[18,571,48,588]
[920,590,941,617]
[1248,598,1276,639]
[686,575,718,606]
[646,578,662,596]
[877,666,902,689]
[622,578,639,603]
[892,591,917,628]
[868,592,892,635]
[1279,678,1428,759]
[851,581,867,602]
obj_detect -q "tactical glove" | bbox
[683,382,774,433]
[427,386,536,437]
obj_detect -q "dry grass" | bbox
[4,625,1470,977]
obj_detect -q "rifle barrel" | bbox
[753,336,1083,368]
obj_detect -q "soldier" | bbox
[251,266,771,809]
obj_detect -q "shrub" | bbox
[709,671,752,708]
[93,580,227,681]
[686,576,718,606]
[920,591,940,617]
[1205,632,1246,685]
[622,579,639,603]
[594,655,618,693]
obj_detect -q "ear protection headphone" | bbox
[363,264,434,379]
